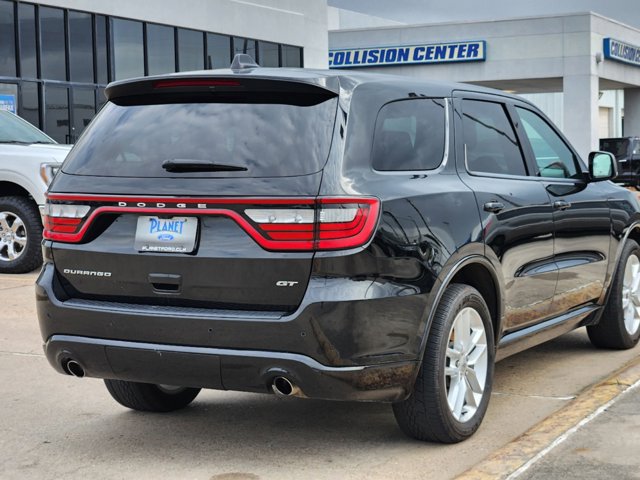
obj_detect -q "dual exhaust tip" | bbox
[271,376,301,397]
[63,359,85,378]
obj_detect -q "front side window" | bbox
[0,110,54,144]
[372,99,446,171]
[516,107,579,179]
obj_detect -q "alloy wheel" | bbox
[0,211,27,262]
[621,254,640,336]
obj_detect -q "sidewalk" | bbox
[520,385,640,479]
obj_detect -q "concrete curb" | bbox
[456,353,640,480]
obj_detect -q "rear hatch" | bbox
[45,75,342,313]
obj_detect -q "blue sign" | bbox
[0,94,16,113]
[329,40,486,69]
[604,38,640,67]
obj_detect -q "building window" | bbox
[72,88,95,141]
[233,37,257,61]
[112,18,144,80]
[281,45,302,67]
[206,33,231,69]
[40,7,67,81]
[0,1,17,78]
[258,41,279,67]
[19,82,40,129]
[147,24,176,76]
[69,11,94,83]
[18,3,38,79]
[95,15,109,84]
[178,29,204,72]
[45,84,70,143]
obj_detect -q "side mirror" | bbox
[588,151,617,182]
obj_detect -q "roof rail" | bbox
[231,54,260,71]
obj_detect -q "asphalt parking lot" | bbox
[1,271,639,480]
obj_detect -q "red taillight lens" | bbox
[42,203,91,241]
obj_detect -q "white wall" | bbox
[327,7,403,30]
[33,0,329,68]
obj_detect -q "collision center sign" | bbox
[329,40,486,69]
[604,38,640,67]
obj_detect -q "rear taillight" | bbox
[43,195,380,251]
[42,203,91,240]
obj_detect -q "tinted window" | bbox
[258,41,279,67]
[600,138,629,160]
[178,29,204,72]
[62,97,338,178]
[516,107,578,179]
[40,7,66,81]
[0,110,53,144]
[72,88,95,141]
[147,24,176,75]
[18,3,37,79]
[233,37,257,60]
[0,1,16,77]
[282,45,302,67]
[462,100,526,176]
[112,19,144,80]
[19,82,40,129]
[206,33,231,69]
[372,99,446,171]
[45,85,69,143]
[69,11,94,83]
[95,15,109,84]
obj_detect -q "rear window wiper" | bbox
[161,159,248,173]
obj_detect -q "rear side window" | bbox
[462,99,527,176]
[61,97,338,178]
[372,99,446,171]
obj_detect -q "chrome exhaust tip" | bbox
[64,360,85,378]
[271,376,300,396]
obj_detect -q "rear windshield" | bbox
[600,138,629,160]
[61,98,338,178]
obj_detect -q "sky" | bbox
[327,0,640,29]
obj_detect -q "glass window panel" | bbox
[69,11,94,83]
[281,45,302,67]
[516,107,579,179]
[19,82,40,129]
[96,88,106,112]
[0,83,18,113]
[462,100,527,176]
[258,41,279,67]
[233,37,257,61]
[206,33,230,69]
[45,84,70,143]
[40,7,66,81]
[72,88,95,141]
[95,15,108,84]
[112,18,144,80]
[147,24,175,75]
[178,29,204,71]
[0,1,17,77]
[18,3,37,78]
[372,99,446,171]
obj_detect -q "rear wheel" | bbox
[588,240,640,349]
[393,284,495,443]
[0,196,43,274]
[104,379,201,412]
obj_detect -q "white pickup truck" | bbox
[0,110,72,273]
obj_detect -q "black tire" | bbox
[588,240,640,349]
[393,284,495,443]
[104,379,201,412]
[0,196,43,274]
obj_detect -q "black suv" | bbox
[37,59,640,443]
[600,136,640,187]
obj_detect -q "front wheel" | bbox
[588,240,640,349]
[393,284,495,443]
[0,196,43,274]
[104,379,201,412]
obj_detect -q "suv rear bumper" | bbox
[36,263,424,402]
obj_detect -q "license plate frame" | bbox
[134,216,198,253]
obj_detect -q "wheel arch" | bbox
[0,181,33,199]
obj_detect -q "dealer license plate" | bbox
[134,216,198,253]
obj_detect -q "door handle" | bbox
[483,201,505,213]
[553,200,572,210]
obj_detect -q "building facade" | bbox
[0,0,328,143]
